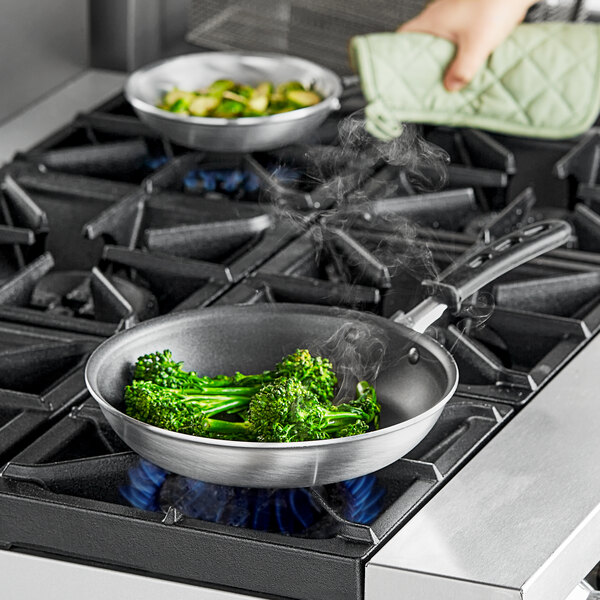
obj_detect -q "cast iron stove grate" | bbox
[0,162,299,332]
[0,87,598,600]
[219,210,600,405]
[0,321,103,466]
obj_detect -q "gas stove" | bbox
[1,79,600,600]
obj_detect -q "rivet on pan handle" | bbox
[394,219,572,333]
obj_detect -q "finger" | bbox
[444,38,491,91]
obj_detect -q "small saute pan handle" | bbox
[394,219,572,333]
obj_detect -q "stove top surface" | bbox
[1,87,600,600]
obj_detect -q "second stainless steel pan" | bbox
[85,220,571,488]
[125,52,343,152]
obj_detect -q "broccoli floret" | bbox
[275,349,337,403]
[124,380,253,436]
[248,377,375,443]
[337,381,380,428]
[248,378,316,442]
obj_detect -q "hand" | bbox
[397,0,537,91]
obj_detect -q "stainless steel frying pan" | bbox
[85,220,571,488]
[125,52,343,152]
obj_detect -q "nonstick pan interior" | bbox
[89,304,455,429]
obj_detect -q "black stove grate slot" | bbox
[12,401,126,464]
[22,128,172,184]
[406,400,511,476]
[574,202,600,252]
[75,112,159,142]
[219,227,393,311]
[42,425,125,464]
[0,343,86,395]
[250,271,381,309]
[555,131,600,189]
[441,325,535,393]
[101,246,229,315]
[481,308,591,368]
[422,126,513,209]
[2,453,134,504]
[341,188,479,234]
[493,271,600,317]
[3,169,118,272]
[143,215,273,263]
[0,324,97,396]
[0,322,102,466]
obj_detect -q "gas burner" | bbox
[29,268,159,322]
[120,459,385,536]
[183,167,260,196]
[0,252,159,333]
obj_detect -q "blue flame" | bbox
[144,155,169,171]
[184,169,260,193]
[340,476,386,524]
[121,459,384,534]
[119,459,168,511]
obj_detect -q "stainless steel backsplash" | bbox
[186,0,426,74]
[185,0,591,74]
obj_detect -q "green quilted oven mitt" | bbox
[350,23,600,140]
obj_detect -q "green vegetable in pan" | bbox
[157,79,323,118]
[245,377,378,442]
[124,349,380,442]
[132,348,337,401]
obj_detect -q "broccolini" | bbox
[124,349,380,443]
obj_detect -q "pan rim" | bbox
[85,304,459,450]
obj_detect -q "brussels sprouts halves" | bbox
[158,79,323,118]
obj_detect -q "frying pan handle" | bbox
[394,219,572,333]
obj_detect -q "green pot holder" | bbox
[350,22,600,140]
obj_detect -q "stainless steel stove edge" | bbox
[366,334,600,600]
[0,550,261,600]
